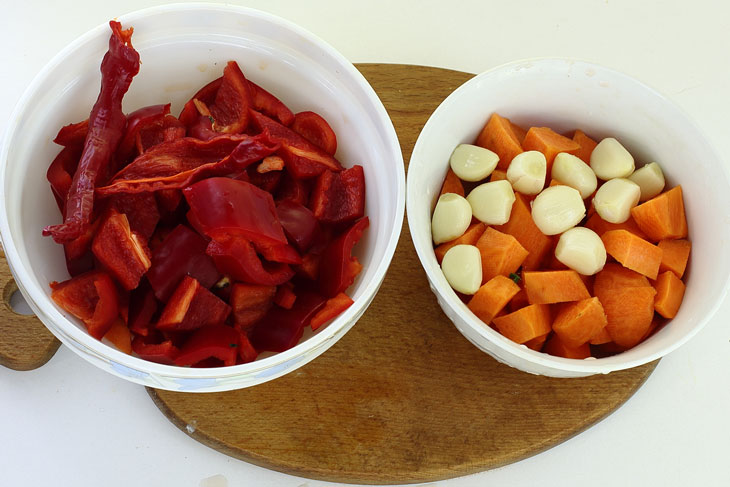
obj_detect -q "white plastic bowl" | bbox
[0,4,404,391]
[407,58,730,377]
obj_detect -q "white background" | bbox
[1,1,729,486]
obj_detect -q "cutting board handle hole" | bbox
[3,280,34,316]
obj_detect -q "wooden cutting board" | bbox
[147,64,659,484]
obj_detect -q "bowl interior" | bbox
[408,58,730,374]
[1,5,403,387]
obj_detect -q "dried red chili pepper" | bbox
[156,276,231,332]
[174,324,239,367]
[43,21,141,244]
[50,270,120,339]
[309,165,366,224]
[291,111,337,155]
[318,217,369,298]
[91,210,152,290]
[206,237,294,286]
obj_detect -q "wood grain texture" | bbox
[0,249,61,370]
[149,64,659,484]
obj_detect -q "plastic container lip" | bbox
[407,57,730,376]
[0,3,405,389]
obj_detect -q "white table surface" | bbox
[2,1,729,486]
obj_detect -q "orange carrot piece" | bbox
[523,270,591,304]
[641,315,664,342]
[475,113,524,170]
[593,263,651,295]
[103,318,132,354]
[467,275,521,324]
[522,126,580,174]
[508,287,529,312]
[493,304,552,344]
[588,326,613,345]
[475,227,528,283]
[572,129,598,164]
[490,169,508,182]
[310,292,354,331]
[630,186,688,242]
[524,332,549,351]
[439,168,465,197]
[544,334,591,359]
[552,297,608,348]
[495,193,552,270]
[599,286,657,348]
[510,120,528,144]
[653,271,686,319]
[584,212,648,240]
[601,229,663,279]
[434,222,487,263]
[657,239,691,278]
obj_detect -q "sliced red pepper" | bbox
[53,119,89,148]
[291,111,337,155]
[295,252,321,281]
[230,283,276,329]
[179,77,223,128]
[174,324,239,367]
[207,61,252,134]
[156,276,231,332]
[47,146,82,211]
[107,192,160,240]
[273,284,297,310]
[318,217,369,298]
[237,331,259,364]
[309,165,366,224]
[50,270,119,339]
[249,80,295,126]
[249,290,326,353]
[276,200,319,253]
[309,292,354,331]
[254,241,302,265]
[103,318,133,354]
[62,218,99,276]
[155,189,183,215]
[115,104,170,165]
[146,224,221,302]
[250,111,343,179]
[184,177,287,246]
[186,115,218,140]
[91,210,151,290]
[246,164,282,193]
[96,133,278,196]
[43,21,141,244]
[135,114,186,155]
[206,237,294,286]
[128,283,159,337]
[275,172,311,206]
[131,336,180,365]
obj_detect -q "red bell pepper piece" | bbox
[273,284,297,310]
[207,61,252,134]
[135,115,187,155]
[249,80,295,126]
[50,270,120,339]
[115,103,170,165]
[206,237,294,286]
[310,165,366,224]
[62,218,99,276]
[275,172,311,206]
[249,111,343,179]
[107,192,160,240]
[174,324,240,367]
[295,252,322,281]
[131,336,180,365]
[254,240,302,265]
[249,290,327,353]
[54,119,89,148]
[184,177,287,246]
[103,318,133,354]
[146,224,221,302]
[186,115,218,141]
[309,292,354,331]
[128,283,159,337]
[156,189,183,215]
[178,77,223,128]
[276,200,319,253]
[43,21,141,244]
[47,147,82,211]
[91,210,151,290]
[237,331,259,363]
[230,283,276,329]
[291,111,337,155]
[318,217,369,298]
[246,165,282,193]
[156,276,231,332]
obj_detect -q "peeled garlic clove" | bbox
[531,185,585,235]
[506,151,547,195]
[431,193,472,244]
[590,138,635,180]
[441,244,482,295]
[555,227,607,275]
[552,152,598,199]
[466,180,516,225]
[449,144,500,182]
[628,162,665,201]
[592,178,641,223]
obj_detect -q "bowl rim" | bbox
[406,56,730,374]
[0,2,405,384]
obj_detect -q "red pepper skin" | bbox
[131,336,180,365]
[43,21,141,244]
[47,146,82,212]
[276,200,319,253]
[91,210,152,291]
[54,120,89,148]
[146,224,221,302]
[156,276,231,332]
[107,192,160,240]
[208,61,252,134]
[184,177,287,246]
[318,217,369,298]
[249,290,326,353]
[206,237,294,286]
[115,104,170,165]
[291,111,337,155]
[249,80,295,126]
[50,271,120,339]
[174,324,240,367]
[249,111,343,179]
[230,283,276,329]
[309,165,366,224]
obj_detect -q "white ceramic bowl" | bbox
[0,4,404,391]
[407,58,730,377]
